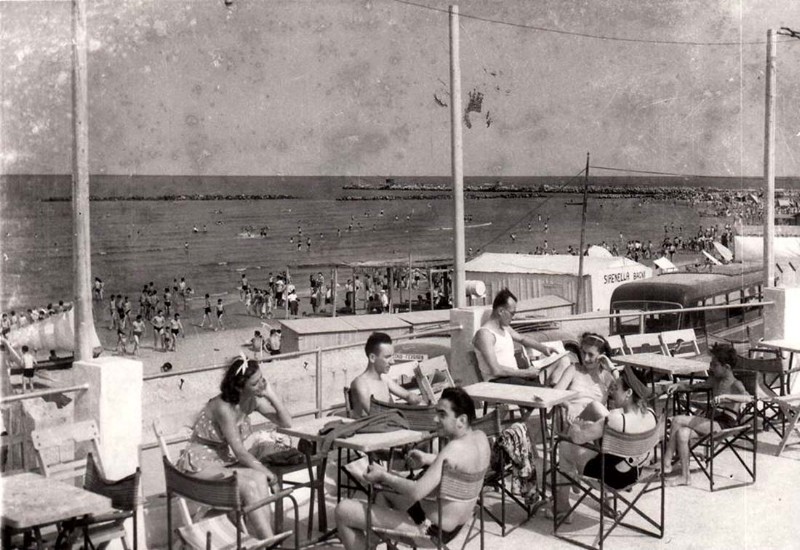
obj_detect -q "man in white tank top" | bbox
[473,289,559,386]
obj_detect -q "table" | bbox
[280,417,432,549]
[277,416,354,542]
[2,472,114,549]
[464,382,579,522]
[612,353,708,378]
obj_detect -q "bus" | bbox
[608,263,765,342]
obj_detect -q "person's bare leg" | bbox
[661,415,693,473]
[235,468,273,538]
[334,498,420,550]
[667,417,717,487]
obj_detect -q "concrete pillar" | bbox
[763,287,800,341]
[72,357,144,549]
[449,306,490,386]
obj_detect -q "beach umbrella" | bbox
[713,241,734,263]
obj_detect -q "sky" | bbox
[2,0,800,177]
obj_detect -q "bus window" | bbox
[610,302,681,335]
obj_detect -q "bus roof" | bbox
[610,264,764,307]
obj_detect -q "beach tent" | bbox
[4,309,101,356]
[586,245,613,258]
[464,253,652,313]
[653,257,678,273]
[702,250,723,266]
[713,241,734,263]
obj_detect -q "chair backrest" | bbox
[467,351,486,383]
[600,411,665,459]
[606,334,626,356]
[370,397,437,432]
[162,456,241,510]
[471,406,506,438]
[659,329,701,358]
[343,386,353,417]
[30,419,102,483]
[83,451,141,511]
[414,357,455,403]
[623,333,666,355]
[439,461,487,503]
[153,420,193,526]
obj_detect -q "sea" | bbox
[1,174,795,309]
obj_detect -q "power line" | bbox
[389,0,798,47]
[589,165,727,178]
[471,167,587,254]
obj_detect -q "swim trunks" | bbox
[406,502,463,545]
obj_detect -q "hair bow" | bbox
[236,352,248,376]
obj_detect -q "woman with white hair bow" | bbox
[175,354,292,539]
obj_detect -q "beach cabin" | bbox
[465,252,652,313]
[279,315,411,353]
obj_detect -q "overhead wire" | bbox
[389,0,799,47]
[471,167,587,254]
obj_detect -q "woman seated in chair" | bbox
[555,333,621,424]
[176,355,293,539]
[661,343,750,486]
[550,367,656,522]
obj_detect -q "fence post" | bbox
[639,313,645,334]
[316,348,323,418]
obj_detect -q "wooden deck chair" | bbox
[735,355,788,440]
[623,333,666,355]
[467,351,486,383]
[767,395,800,457]
[30,419,102,483]
[659,329,701,358]
[370,460,487,550]
[553,411,667,550]
[606,335,625,356]
[414,357,455,404]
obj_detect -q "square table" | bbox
[2,472,114,549]
[612,353,708,378]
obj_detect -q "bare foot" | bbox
[667,476,691,487]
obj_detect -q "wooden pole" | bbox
[408,253,413,313]
[576,153,590,313]
[449,5,466,308]
[763,29,777,287]
[72,0,93,361]
[332,267,338,318]
[429,267,434,310]
[388,268,394,313]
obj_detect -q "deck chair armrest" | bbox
[785,366,800,375]
[242,488,297,514]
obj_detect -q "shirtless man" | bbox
[349,332,423,417]
[473,288,562,386]
[335,387,491,549]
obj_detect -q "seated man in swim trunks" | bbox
[349,332,424,417]
[661,343,750,486]
[473,288,566,386]
[335,387,490,549]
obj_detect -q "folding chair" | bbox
[735,354,788,439]
[471,405,530,537]
[162,457,298,550]
[678,387,758,491]
[622,334,666,355]
[370,460,487,550]
[30,422,142,550]
[552,412,667,550]
[154,421,304,548]
[768,395,800,456]
[659,329,701,358]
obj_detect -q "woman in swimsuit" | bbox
[176,356,292,539]
[550,366,656,522]
[661,343,750,486]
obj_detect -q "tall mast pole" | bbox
[763,29,777,287]
[449,5,466,308]
[576,153,590,313]
[72,0,94,360]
